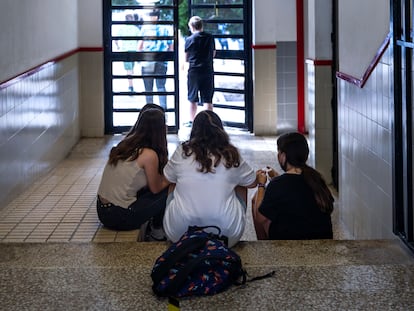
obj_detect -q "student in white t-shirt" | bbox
[163,110,258,247]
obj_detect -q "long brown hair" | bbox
[108,109,168,174]
[277,132,334,214]
[182,110,240,173]
[126,103,165,138]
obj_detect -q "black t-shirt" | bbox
[185,31,215,73]
[259,174,333,240]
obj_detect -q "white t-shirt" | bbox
[163,145,256,247]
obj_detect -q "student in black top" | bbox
[184,16,216,127]
[252,132,334,240]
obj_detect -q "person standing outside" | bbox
[184,16,216,127]
[138,9,173,110]
[115,12,140,93]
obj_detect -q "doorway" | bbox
[187,0,253,129]
[103,0,179,134]
[103,0,252,133]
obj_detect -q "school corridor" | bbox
[2,0,414,309]
[1,129,414,310]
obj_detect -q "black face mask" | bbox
[280,160,288,172]
[278,151,288,172]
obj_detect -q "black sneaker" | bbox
[143,220,166,241]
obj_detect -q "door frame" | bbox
[103,0,180,134]
[391,0,414,253]
[187,0,253,130]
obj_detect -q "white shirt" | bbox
[163,145,256,247]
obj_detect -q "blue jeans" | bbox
[142,61,168,109]
[97,187,168,231]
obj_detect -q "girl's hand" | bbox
[256,169,267,185]
[267,166,278,179]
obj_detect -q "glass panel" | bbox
[214,59,244,73]
[112,60,174,76]
[214,37,243,51]
[113,85,175,107]
[191,8,243,21]
[113,112,140,127]
[215,75,244,90]
[214,107,245,124]
[165,111,176,126]
[112,76,175,93]
[213,91,244,107]
[113,110,176,127]
[112,10,141,22]
[205,23,244,36]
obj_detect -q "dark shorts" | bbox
[187,71,214,104]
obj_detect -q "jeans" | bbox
[96,187,168,231]
[142,61,168,110]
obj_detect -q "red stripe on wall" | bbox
[0,47,104,89]
[305,59,333,66]
[251,44,277,50]
[296,0,306,134]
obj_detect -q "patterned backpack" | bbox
[151,226,247,298]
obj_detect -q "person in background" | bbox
[184,16,216,127]
[97,108,170,240]
[115,12,140,93]
[163,110,258,247]
[138,9,173,110]
[252,132,334,240]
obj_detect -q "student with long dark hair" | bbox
[252,132,334,240]
[163,110,258,247]
[97,108,170,234]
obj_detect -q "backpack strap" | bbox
[247,270,275,282]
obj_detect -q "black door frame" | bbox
[187,0,253,130]
[103,0,179,134]
[391,0,414,253]
[103,0,253,133]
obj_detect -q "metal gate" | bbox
[187,0,253,129]
[103,0,179,134]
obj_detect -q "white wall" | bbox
[78,0,103,46]
[307,0,332,60]
[337,1,395,239]
[253,0,296,43]
[0,0,78,82]
[338,0,389,79]
[0,0,81,206]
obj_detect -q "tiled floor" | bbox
[0,128,349,243]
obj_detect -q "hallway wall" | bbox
[336,1,395,239]
[0,1,81,206]
[0,0,398,242]
[337,48,394,239]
